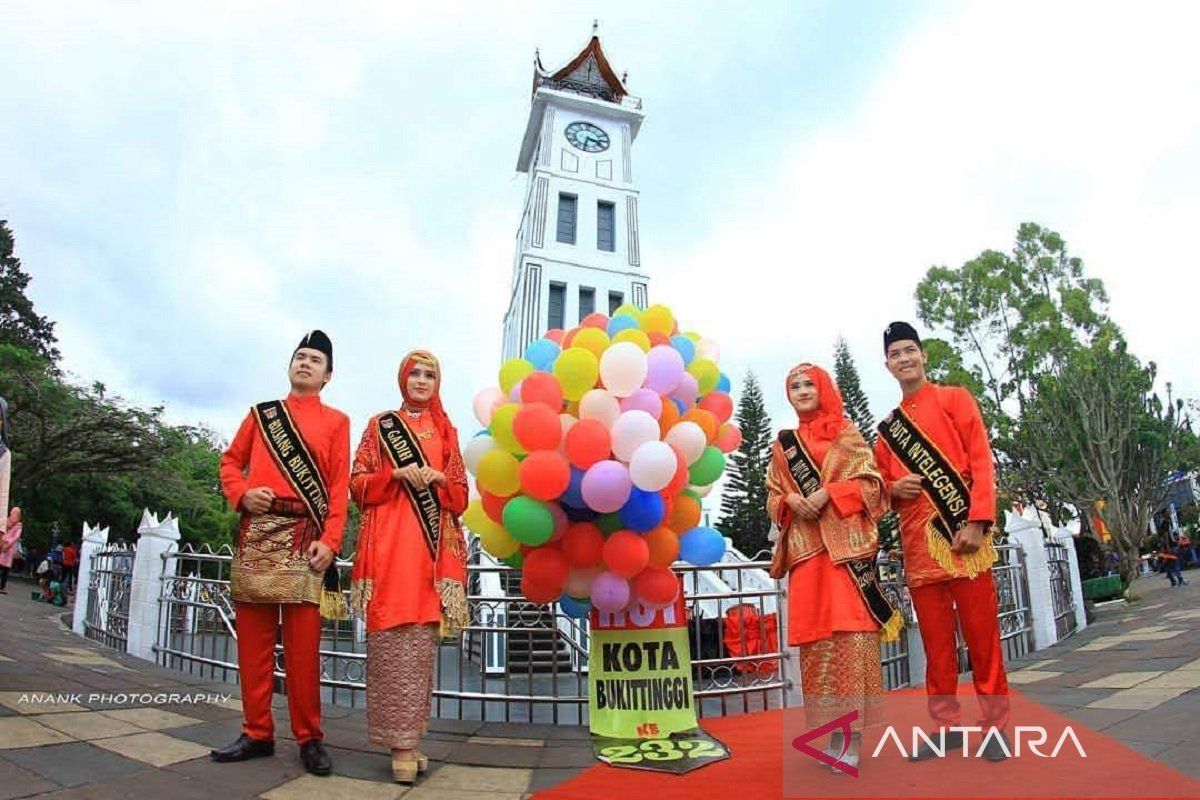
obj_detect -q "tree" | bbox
[717,372,773,557]
[833,336,875,443]
[1018,336,1191,590]
[0,220,58,361]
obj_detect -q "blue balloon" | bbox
[619,487,665,532]
[558,594,591,619]
[561,467,587,508]
[716,373,731,393]
[524,338,561,371]
[670,335,696,365]
[563,504,599,522]
[607,314,639,337]
[679,527,726,566]
[671,397,686,415]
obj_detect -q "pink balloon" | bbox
[644,346,685,395]
[670,373,699,410]
[717,423,743,454]
[508,381,523,403]
[580,460,633,513]
[549,503,569,542]
[473,387,506,427]
[590,571,631,612]
[619,388,663,419]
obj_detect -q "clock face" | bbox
[564,121,610,153]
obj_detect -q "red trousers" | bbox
[235,601,324,744]
[909,570,1010,729]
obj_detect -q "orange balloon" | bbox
[644,526,680,568]
[667,493,702,534]
[581,312,610,330]
[683,408,719,443]
[658,397,681,438]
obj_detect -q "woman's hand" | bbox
[786,492,821,520]
[420,467,447,487]
[392,464,427,489]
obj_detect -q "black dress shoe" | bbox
[210,734,275,762]
[981,729,1011,762]
[300,740,332,776]
[908,729,963,762]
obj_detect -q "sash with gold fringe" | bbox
[252,400,346,619]
[376,412,442,561]
[778,430,903,642]
[877,407,994,578]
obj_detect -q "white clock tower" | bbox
[502,29,649,359]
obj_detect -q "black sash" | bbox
[252,400,330,526]
[777,430,898,631]
[877,407,970,546]
[377,412,442,561]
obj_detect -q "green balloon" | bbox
[688,446,725,486]
[502,551,525,568]
[502,495,554,546]
[597,512,623,535]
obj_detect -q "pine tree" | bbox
[717,372,774,557]
[0,220,58,361]
[833,335,874,443]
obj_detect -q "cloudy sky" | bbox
[3,1,1198,467]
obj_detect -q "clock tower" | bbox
[502,29,649,359]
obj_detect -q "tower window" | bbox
[556,194,577,245]
[608,291,624,315]
[597,201,615,252]
[548,283,566,330]
[579,287,595,322]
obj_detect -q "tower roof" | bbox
[533,31,628,104]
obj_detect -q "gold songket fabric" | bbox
[231,498,322,604]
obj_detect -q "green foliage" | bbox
[717,372,773,557]
[0,221,58,360]
[832,336,875,444]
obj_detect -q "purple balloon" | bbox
[581,460,633,513]
[590,571,631,612]
[644,346,685,395]
[619,387,663,419]
[670,372,699,410]
[508,380,523,403]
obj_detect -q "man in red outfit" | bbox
[872,322,1010,762]
[212,330,350,776]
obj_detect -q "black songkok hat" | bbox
[295,329,334,371]
[883,321,921,353]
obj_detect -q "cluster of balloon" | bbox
[463,304,738,618]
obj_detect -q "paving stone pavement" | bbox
[0,572,1197,798]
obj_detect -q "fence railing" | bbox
[83,544,134,652]
[1046,541,1079,641]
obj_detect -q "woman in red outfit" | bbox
[766,363,898,770]
[350,350,468,783]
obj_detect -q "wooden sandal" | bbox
[415,750,429,773]
[391,754,419,784]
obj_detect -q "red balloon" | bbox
[561,522,605,568]
[521,371,565,411]
[521,572,561,604]
[716,423,742,454]
[635,566,680,607]
[581,312,610,330]
[664,445,690,495]
[545,328,564,344]
[481,490,508,522]
[603,530,650,579]
[562,327,581,348]
[519,450,571,501]
[647,332,671,347]
[564,418,611,469]
[523,546,568,594]
[513,402,562,452]
[698,392,734,424]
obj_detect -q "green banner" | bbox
[592,729,731,774]
[588,596,698,739]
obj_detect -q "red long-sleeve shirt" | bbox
[873,382,996,587]
[219,393,351,554]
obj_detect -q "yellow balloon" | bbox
[639,304,675,335]
[463,499,494,534]
[476,448,521,496]
[688,358,720,395]
[553,347,600,402]
[612,303,643,322]
[499,358,534,394]
[682,331,702,343]
[481,524,520,559]
[613,328,652,352]
[572,327,611,359]
[489,404,526,455]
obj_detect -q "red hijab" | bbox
[398,349,458,460]
[786,362,849,446]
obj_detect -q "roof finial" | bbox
[622,70,628,84]
[592,19,599,37]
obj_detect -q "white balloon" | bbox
[598,341,648,398]
[696,338,721,363]
[579,389,621,429]
[610,410,661,463]
[473,387,505,427]
[691,482,714,498]
[629,440,677,491]
[463,434,496,475]
[664,421,707,465]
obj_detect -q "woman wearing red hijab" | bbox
[766,363,900,771]
[350,350,469,783]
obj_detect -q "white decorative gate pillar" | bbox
[1052,527,1088,634]
[1005,510,1056,650]
[125,510,180,661]
[73,522,110,636]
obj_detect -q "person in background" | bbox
[62,540,78,593]
[0,507,21,594]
